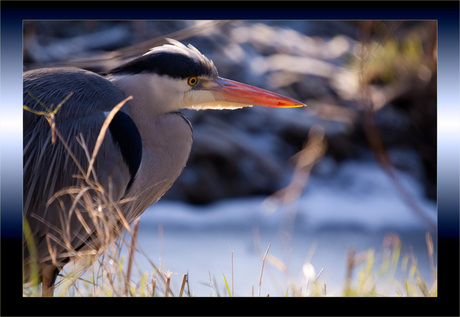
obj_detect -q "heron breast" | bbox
[122,111,193,220]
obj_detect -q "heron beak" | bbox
[207,77,306,108]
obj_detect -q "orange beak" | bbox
[207,77,306,108]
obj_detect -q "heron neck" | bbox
[108,74,178,124]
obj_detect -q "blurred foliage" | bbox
[362,36,425,85]
[352,21,436,84]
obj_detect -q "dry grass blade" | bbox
[314,268,324,283]
[344,247,355,295]
[178,273,188,297]
[86,96,133,180]
[208,271,216,297]
[125,218,140,296]
[112,202,132,233]
[265,126,326,208]
[24,94,89,179]
[258,243,271,297]
[164,272,171,297]
[74,207,93,235]
[52,125,87,178]
[45,235,58,266]
[46,186,87,207]
[24,92,74,144]
[49,92,74,143]
[151,276,156,297]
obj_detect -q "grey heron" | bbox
[23,39,306,296]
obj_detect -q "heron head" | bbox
[108,39,306,113]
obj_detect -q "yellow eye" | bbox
[188,77,198,86]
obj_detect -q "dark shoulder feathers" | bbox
[108,111,142,192]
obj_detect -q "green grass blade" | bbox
[222,273,232,297]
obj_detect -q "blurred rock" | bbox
[24,25,131,63]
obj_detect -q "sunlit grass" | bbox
[24,227,436,297]
[339,232,436,297]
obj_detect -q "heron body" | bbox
[23,39,305,296]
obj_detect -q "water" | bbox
[133,226,435,297]
[128,159,437,296]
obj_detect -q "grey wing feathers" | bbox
[23,67,134,267]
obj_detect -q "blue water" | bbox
[130,159,437,296]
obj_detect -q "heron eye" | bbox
[187,77,198,86]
